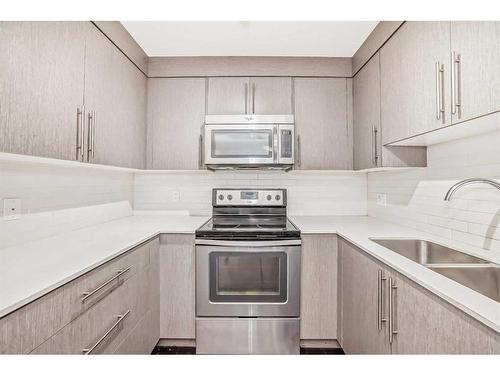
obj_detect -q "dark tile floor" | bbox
[152,346,344,355]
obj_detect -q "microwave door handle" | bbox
[273,126,279,163]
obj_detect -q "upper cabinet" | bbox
[450,22,500,124]
[0,22,87,161]
[294,78,353,170]
[0,22,147,168]
[147,78,206,170]
[353,52,426,170]
[207,77,292,115]
[84,25,147,169]
[380,22,451,144]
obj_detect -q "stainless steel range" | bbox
[195,188,301,355]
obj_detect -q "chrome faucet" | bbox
[444,178,500,201]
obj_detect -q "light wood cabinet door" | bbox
[450,22,500,123]
[159,234,195,339]
[380,21,451,144]
[294,78,352,170]
[340,239,391,354]
[353,53,381,170]
[390,272,500,354]
[0,21,86,161]
[147,78,206,169]
[207,77,249,114]
[84,24,147,169]
[250,77,292,114]
[300,234,338,340]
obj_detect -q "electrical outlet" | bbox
[172,191,181,202]
[3,198,21,220]
[376,193,387,207]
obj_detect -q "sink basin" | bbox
[428,265,500,303]
[370,238,488,265]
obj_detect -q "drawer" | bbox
[113,309,158,354]
[31,262,152,354]
[0,237,157,354]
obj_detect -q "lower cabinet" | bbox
[300,234,338,340]
[340,238,500,354]
[159,234,196,339]
[0,237,160,354]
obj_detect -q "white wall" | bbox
[134,170,367,216]
[368,131,500,252]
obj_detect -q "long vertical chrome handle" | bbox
[296,135,301,167]
[92,111,96,159]
[252,82,256,114]
[388,277,398,344]
[435,62,445,122]
[87,111,94,162]
[373,127,379,167]
[451,51,461,117]
[272,126,278,163]
[377,269,387,331]
[244,83,248,114]
[82,310,130,354]
[198,133,203,168]
[76,107,84,161]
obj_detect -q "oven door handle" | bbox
[195,239,301,247]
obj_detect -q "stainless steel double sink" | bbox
[370,238,500,303]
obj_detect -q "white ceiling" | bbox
[121,21,378,57]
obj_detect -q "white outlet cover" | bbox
[376,193,387,207]
[3,198,21,220]
[172,191,181,202]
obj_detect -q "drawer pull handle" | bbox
[82,310,130,354]
[81,267,131,303]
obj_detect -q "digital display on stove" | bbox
[241,191,258,200]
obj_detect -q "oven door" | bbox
[204,124,276,165]
[196,240,301,317]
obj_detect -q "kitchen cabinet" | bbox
[339,239,500,354]
[294,78,353,170]
[0,21,86,161]
[207,77,292,115]
[380,22,451,144]
[159,234,196,339]
[450,22,500,124]
[390,273,500,354]
[0,237,159,354]
[339,239,390,354]
[300,235,338,340]
[84,24,147,169]
[147,78,206,169]
[353,52,426,169]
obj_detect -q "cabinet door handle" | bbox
[76,107,84,161]
[252,82,256,114]
[296,135,301,167]
[377,269,387,331]
[451,51,461,117]
[435,62,445,122]
[87,111,93,162]
[92,111,96,159]
[372,126,379,167]
[388,276,398,344]
[81,267,131,303]
[244,83,248,114]
[82,310,130,354]
[198,133,203,168]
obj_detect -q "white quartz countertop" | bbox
[0,214,209,319]
[1,213,500,335]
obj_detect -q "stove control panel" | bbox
[213,189,286,206]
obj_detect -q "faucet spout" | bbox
[444,178,500,201]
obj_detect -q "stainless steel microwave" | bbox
[204,115,295,170]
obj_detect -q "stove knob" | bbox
[275,195,281,201]
[266,194,272,201]
[227,194,233,200]
[218,194,224,201]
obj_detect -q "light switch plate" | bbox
[376,193,387,207]
[172,191,181,202]
[3,198,21,220]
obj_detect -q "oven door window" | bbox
[209,252,287,303]
[210,129,273,158]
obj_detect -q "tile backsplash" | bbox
[134,170,367,216]
[368,130,500,252]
